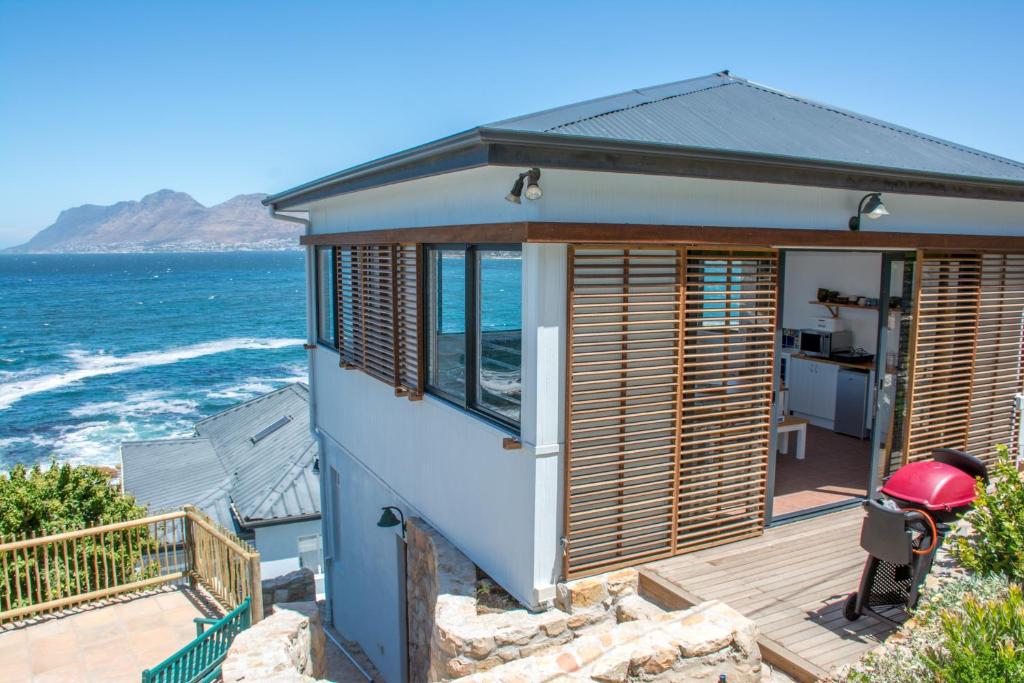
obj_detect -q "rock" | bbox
[222,601,325,683]
[560,576,608,610]
[604,569,638,597]
[261,568,316,617]
[614,594,664,622]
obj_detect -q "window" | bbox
[426,245,522,429]
[316,246,336,347]
[298,533,323,575]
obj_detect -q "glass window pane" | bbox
[298,534,323,574]
[317,247,336,346]
[476,250,521,423]
[428,248,466,400]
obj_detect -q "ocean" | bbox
[0,252,307,470]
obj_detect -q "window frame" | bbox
[424,243,522,433]
[314,246,338,349]
[297,533,324,574]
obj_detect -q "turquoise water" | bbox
[0,253,307,469]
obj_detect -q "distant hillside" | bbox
[7,190,302,253]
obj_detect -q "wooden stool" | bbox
[777,417,809,460]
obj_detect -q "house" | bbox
[264,72,1024,682]
[121,383,324,591]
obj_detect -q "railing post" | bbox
[183,505,197,589]
[248,552,263,623]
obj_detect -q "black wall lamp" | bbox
[848,193,889,231]
[377,506,405,535]
[505,168,542,204]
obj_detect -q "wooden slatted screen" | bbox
[336,244,422,395]
[677,250,776,553]
[395,244,424,397]
[565,247,684,576]
[966,254,1024,461]
[564,246,777,578]
[903,253,982,462]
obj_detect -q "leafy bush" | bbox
[951,445,1024,581]
[922,584,1024,682]
[0,459,145,536]
[840,573,1014,683]
[0,461,154,608]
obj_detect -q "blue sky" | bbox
[1,1,1022,247]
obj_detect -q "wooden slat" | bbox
[966,253,1024,463]
[564,246,777,579]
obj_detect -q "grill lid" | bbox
[881,460,979,511]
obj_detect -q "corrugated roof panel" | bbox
[122,383,319,529]
[488,72,1024,182]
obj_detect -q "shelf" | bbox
[808,300,878,318]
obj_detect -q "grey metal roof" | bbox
[120,383,319,529]
[264,71,1024,209]
[120,438,235,529]
[488,72,1024,183]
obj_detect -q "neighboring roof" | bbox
[265,72,1024,209]
[120,383,319,530]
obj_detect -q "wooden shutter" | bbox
[564,247,684,577]
[564,246,777,578]
[677,250,776,552]
[966,254,1024,462]
[395,244,424,397]
[335,244,422,394]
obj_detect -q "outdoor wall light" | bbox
[505,168,542,204]
[377,506,405,532]
[311,457,320,475]
[848,193,889,231]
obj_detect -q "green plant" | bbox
[0,460,154,607]
[922,584,1024,682]
[951,445,1024,581]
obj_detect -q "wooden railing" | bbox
[0,506,262,625]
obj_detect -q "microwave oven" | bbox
[799,329,852,358]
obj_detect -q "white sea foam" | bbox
[69,390,199,419]
[49,417,194,466]
[0,337,304,411]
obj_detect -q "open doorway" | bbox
[769,250,906,519]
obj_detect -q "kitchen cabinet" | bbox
[787,356,839,423]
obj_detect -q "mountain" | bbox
[7,190,302,253]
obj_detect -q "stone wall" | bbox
[222,601,327,683]
[458,600,762,683]
[406,517,728,682]
[262,568,317,618]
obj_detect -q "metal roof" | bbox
[120,383,319,529]
[488,72,1024,183]
[264,71,1024,209]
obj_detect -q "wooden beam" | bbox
[301,221,1024,251]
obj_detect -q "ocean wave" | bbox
[48,417,194,466]
[0,337,304,411]
[69,390,200,419]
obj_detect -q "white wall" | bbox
[783,251,883,353]
[302,166,1024,238]
[253,518,323,581]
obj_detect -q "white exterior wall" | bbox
[305,164,1024,683]
[304,165,1024,237]
[253,518,323,586]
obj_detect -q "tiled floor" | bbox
[0,587,221,683]
[773,424,872,515]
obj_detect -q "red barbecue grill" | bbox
[843,449,988,625]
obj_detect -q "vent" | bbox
[250,415,292,444]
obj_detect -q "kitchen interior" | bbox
[774,250,902,517]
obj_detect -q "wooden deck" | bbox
[643,507,902,680]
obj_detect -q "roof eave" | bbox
[266,127,1024,209]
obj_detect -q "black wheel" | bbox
[843,592,861,621]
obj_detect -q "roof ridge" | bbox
[544,80,736,133]
[739,80,1024,173]
[196,382,305,427]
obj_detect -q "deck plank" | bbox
[643,507,899,677]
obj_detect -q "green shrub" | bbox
[951,445,1024,581]
[922,584,1024,682]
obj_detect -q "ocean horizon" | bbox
[0,252,308,470]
